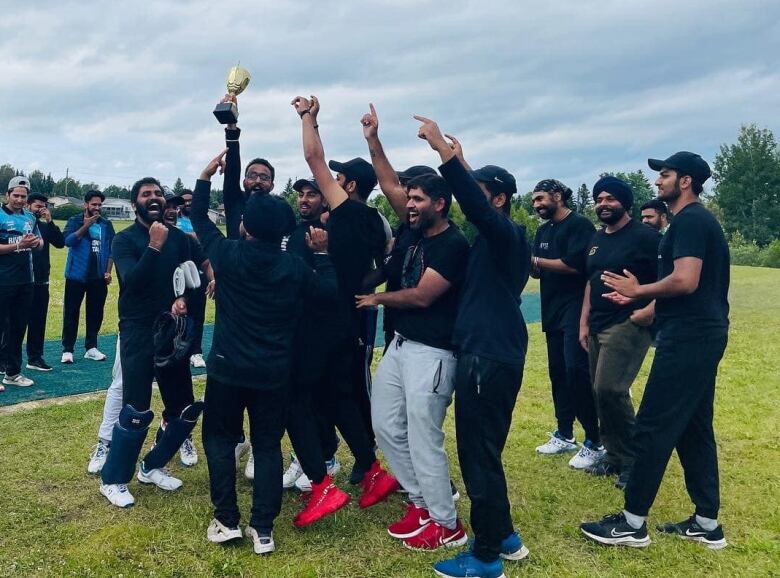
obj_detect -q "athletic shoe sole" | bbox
[208,529,243,543]
[501,544,530,561]
[434,571,506,578]
[26,364,53,372]
[580,528,650,547]
[403,533,469,551]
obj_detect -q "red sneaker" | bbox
[293,475,350,528]
[358,461,399,509]
[402,519,468,551]
[388,502,431,539]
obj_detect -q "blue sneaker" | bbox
[500,531,530,561]
[434,552,506,578]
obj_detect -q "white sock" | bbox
[695,514,718,531]
[623,510,646,529]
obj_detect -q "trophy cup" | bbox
[213,65,251,124]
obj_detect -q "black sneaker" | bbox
[26,358,53,372]
[615,469,631,490]
[656,515,727,549]
[580,512,651,547]
[585,458,620,477]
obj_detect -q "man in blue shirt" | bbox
[0,176,42,389]
[61,190,115,364]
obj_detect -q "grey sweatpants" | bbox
[372,334,457,528]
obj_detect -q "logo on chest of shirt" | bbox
[539,242,550,250]
[589,246,598,256]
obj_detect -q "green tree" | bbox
[0,164,17,190]
[52,176,82,198]
[713,124,780,246]
[172,177,185,195]
[103,185,129,199]
[368,194,400,231]
[28,170,54,195]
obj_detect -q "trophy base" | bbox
[213,102,239,125]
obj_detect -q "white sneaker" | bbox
[137,464,183,491]
[246,526,275,555]
[190,353,206,368]
[180,437,198,467]
[61,352,74,364]
[2,373,34,387]
[536,431,578,455]
[295,455,341,492]
[568,441,606,470]
[245,452,255,480]
[207,518,243,543]
[88,440,109,474]
[84,348,107,361]
[100,483,135,508]
[282,453,304,488]
[235,438,250,469]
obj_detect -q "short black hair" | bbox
[84,190,105,203]
[406,174,452,216]
[244,158,275,182]
[181,189,193,196]
[27,193,48,204]
[640,199,668,215]
[130,177,163,204]
[483,183,513,215]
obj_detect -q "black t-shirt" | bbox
[392,224,469,350]
[87,222,103,280]
[534,211,595,331]
[326,199,387,337]
[112,221,206,325]
[655,202,730,339]
[586,219,661,333]
[0,206,40,286]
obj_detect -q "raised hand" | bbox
[201,149,229,181]
[414,115,448,151]
[305,226,328,253]
[361,103,379,139]
[445,133,464,159]
[291,96,312,117]
[309,95,320,121]
[148,221,169,250]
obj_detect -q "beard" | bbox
[658,179,682,203]
[597,205,626,225]
[136,199,164,224]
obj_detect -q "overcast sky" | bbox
[1,0,778,196]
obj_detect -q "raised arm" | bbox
[292,95,348,211]
[361,103,407,220]
[221,95,244,239]
[192,150,229,260]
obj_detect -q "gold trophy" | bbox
[213,65,251,124]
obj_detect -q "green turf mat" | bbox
[1,294,540,407]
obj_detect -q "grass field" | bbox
[0,262,778,577]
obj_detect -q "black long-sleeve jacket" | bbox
[191,179,338,390]
[33,220,65,285]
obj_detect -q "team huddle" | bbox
[1,93,730,578]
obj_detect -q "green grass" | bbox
[0,266,778,577]
[43,220,217,342]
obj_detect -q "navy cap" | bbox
[292,178,322,195]
[648,151,711,183]
[592,176,634,211]
[472,165,517,195]
[164,192,184,206]
[328,157,377,198]
[397,165,437,184]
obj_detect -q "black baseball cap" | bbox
[471,165,517,195]
[328,157,377,198]
[397,165,437,184]
[164,192,184,206]
[648,151,711,183]
[292,178,322,195]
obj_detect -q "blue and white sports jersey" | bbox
[0,206,41,286]
[177,215,194,234]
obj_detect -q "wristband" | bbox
[299,109,311,118]
[313,124,319,129]
[148,244,161,252]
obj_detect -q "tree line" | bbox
[3,124,778,266]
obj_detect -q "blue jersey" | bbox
[177,215,194,234]
[0,206,41,285]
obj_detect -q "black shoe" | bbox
[26,358,53,372]
[580,512,650,547]
[615,469,631,490]
[349,461,368,485]
[656,515,727,549]
[585,458,620,477]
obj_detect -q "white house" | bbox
[102,198,134,220]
